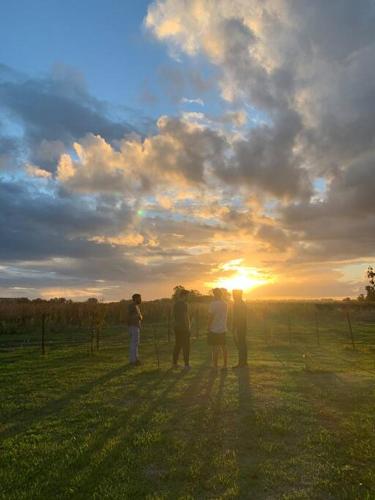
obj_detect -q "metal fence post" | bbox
[314,310,320,346]
[41,313,46,355]
[345,308,355,350]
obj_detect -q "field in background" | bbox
[1,304,375,499]
[1,300,375,355]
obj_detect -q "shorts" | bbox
[207,332,226,346]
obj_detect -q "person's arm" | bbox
[136,305,143,321]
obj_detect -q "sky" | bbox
[0,0,374,301]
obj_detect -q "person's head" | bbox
[132,293,142,305]
[212,288,223,300]
[179,289,189,301]
[232,289,243,302]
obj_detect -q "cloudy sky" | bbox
[1,0,374,300]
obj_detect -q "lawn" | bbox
[1,322,375,499]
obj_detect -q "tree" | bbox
[172,286,203,300]
[172,285,187,300]
[365,266,375,302]
[86,297,98,304]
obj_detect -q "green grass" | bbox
[1,323,375,499]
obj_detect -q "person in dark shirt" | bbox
[127,293,143,366]
[172,289,191,369]
[232,289,248,368]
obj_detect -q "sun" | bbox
[209,260,270,292]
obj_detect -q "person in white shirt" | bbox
[207,288,228,370]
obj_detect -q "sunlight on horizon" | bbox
[208,259,271,293]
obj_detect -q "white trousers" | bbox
[128,326,140,363]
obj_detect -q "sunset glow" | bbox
[209,260,271,293]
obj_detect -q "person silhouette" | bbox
[232,289,248,368]
[172,289,191,370]
[127,293,143,366]
[207,288,228,371]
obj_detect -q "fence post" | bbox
[287,316,292,345]
[314,310,320,345]
[263,309,269,344]
[345,308,355,350]
[41,313,46,355]
[195,307,200,339]
[89,314,94,354]
[153,326,160,369]
[167,308,171,343]
[96,326,100,351]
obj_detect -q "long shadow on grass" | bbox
[0,363,134,441]
[57,366,208,498]
[236,366,258,499]
[149,368,228,498]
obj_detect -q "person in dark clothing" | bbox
[232,289,248,368]
[127,293,143,366]
[172,289,191,369]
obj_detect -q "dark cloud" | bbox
[256,224,290,252]
[0,64,143,172]
[225,110,311,199]
[0,178,134,261]
[282,154,375,262]
[0,135,18,169]
[158,63,214,103]
[0,76,133,144]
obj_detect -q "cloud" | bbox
[0,64,143,174]
[54,117,230,192]
[145,0,375,265]
[25,164,52,178]
[181,97,204,106]
[0,72,132,144]
[2,0,375,299]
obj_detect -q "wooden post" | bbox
[263,309,268,345]
[314,310,320,346]
[195,308,200,339]
[96,326,100,351]
[41,313,46,355]
[287,316,292,345]
[89,314,94,354]
[153,326,160,369]
[345,308,355,350]
[167,308,171,343]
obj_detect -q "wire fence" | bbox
[1,302,374,358]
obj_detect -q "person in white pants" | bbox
[127,293,143,366]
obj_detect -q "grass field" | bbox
[1,321,375,499]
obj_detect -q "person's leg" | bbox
[135,327,140,362]
[129,326,137,364]
[221,345,228,368]
[238,331,248,366]
[212,346,219,368]
[173,329,182,366]
[128,327,133,363]
[182,332,190,366]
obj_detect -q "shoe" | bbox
[183,365,191,371]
